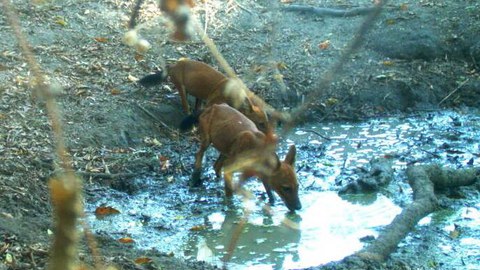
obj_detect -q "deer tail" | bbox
[179,110,202,132]
[138,70,167,87]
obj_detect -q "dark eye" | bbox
[282,186,292,192]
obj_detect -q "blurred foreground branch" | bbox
[1,1,90,269]
[286,0,388,131]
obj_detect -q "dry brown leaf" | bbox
[159,155,170,171]
[318,40,330,50]
[134,257,153,264]
[118,237,135,244]
[134,53,144,62]
[95,206,120,216]
[189,225,207,231]
[276,62,288,70]
[94,37,109,43]
[110,88,122,95]
[252,65,266,73]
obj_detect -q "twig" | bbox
[282,5,377,17]
[230,0,253,14]
[420,149,441,158]
[135,103,179,137]
[438,78,469,106]
[286,0,388,131]
[301,129,332,141]
[29,249,37,268]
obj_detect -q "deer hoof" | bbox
[190,170,202,187]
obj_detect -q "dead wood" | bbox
[326,164,478,268]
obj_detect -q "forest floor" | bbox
[1,0,479,269]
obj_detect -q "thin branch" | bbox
[301,129,332,141]
[438,78,469,106]
[286,0,389,131]
[282,5,378,17]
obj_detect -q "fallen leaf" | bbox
[252,65,266,73]
[382,60,394,66]
[326,97,339,106]
[118,237,135,244]
[94,37,109,43]
[0,64,9,71]
[400,3,408,11]
[151,138,162,146]
[54,17,68,27]
[276,62,288,70]
[134,53,144,61]
[273,74,284,81]
[135,39,151,53]
[110,88,122,95]
[318,40,330,50]
[95,206,120,216]
[386,19,396,25]
[134,257,153,264]
[449,224,460,239]
[189,225,207,231]
[449,228,459,239]
[75,89,88,96]
[5,253,14,264]
[159,155,170,171]
[128,74,138,82]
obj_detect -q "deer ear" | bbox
[274,155,281,170]
[284,145,296,166]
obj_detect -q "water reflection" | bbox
[186,191,401,269]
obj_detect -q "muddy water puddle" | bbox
[85,110,480,269]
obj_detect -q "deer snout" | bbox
[286,198,302,212]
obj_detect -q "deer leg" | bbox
[194,98,202,113]
[222,158,235,197]
[171,78,190,114]
[191,140,209,187]
[213,154,225,178]
[262,181,276,205]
